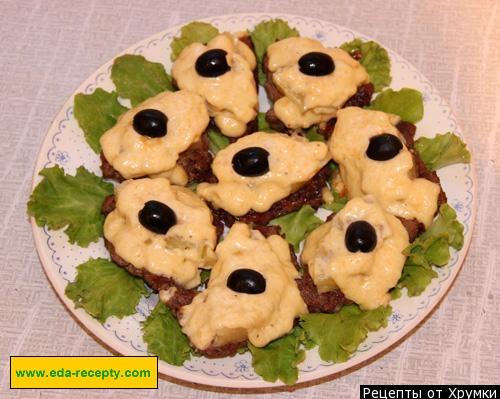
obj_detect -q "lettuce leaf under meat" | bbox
[397,203,465,296]
[142,301,192,366]
[258,112,273,132]
[207,129,230,154]
[367,87,424,123]
[170,21,219,61]
[249,326,306,385]
[340,38,391,92]
[415,132,471,171]
[270,205,323,251]
[300,304,392,363]
[249,19,299,85]
[65,258,149,323]
[111,54,174,106]
[73,88,128,153]
[321,184,348,214]
[27,166,114,247]
[304,126,326,142]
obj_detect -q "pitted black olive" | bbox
[298,51,335,76]
[133,109,168,138]
[138,200,176,234]
[227,268,266,294]
[366,133,403,161]
[232,147,270,177]
[195,49,230,77]
[345,220,377,253]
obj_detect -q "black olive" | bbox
[132,109,168,138]
[138,200,176,234]
[298,51,335,76]
[195,49,230,78]
[366,133,403,161]
[345,220,377,253]
[227,268,266,294]
[232,147,270,177]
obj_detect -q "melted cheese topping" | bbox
[103,178,217,289]
[267,37,369,129]
[172,33,258,137]
[301,196,409,309]
[179,223,307,349]
[100,90,209,180]
[196,132,329,215]
[329,107,440,227]
[149,164,188,186]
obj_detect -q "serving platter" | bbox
[30,13,475,391]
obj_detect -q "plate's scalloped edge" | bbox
[30,13,476,390]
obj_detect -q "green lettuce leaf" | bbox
[328,161,339,172]
[73,88,128,153]
[300,304,391,363]
[65,258,149,323]
[249,19,299,85]
[412,203,464,258]
[237,346,249,354]
[170,21,219,61]
[414,132,471,171]
[298,326,316,350]
[340,38,391,92]
[367,88,424,123]
[258,112,273,132]
[421,203,464,251]
[111,54,174,107]
[397,203,464,296]
[270,205,323,251]
[142,302,192,366]
[249,326,306,385]
[321,184,348,214]
[397,263,438,297]
[207,129,230,153]
[199,269,211,285]
[187,182,198,192]
[305,126,325,142]
[27,166,114,247]
[390,287,402,300]
[250,19,300,64]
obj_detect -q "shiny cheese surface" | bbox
[329,107,440,227]
[196,132,329,215]
[179,223,307,349]
[267,37,369,129]
[100,90,209,180]
[172,33,258,137]
[103,178,217,289]
[301,196,409,309]
[149,164,188,186]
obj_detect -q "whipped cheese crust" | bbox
[301,196,409,309]
[103,178,217,289]
[267,37,369,129]
[179,223,307,349]
[172,33,258,137]
[329,107,440,227]
[197,132,330,216]
[100,90,209,180]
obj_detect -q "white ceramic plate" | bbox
[30,13,475,391]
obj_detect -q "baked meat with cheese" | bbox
[263,36,372,135]
[329,107,443,228]
[302,196,409,310]
[100,90,210,185]
[103,178,217,290]
[196,132,331,224]
[172,32,258,138]
[177,223,307,354]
